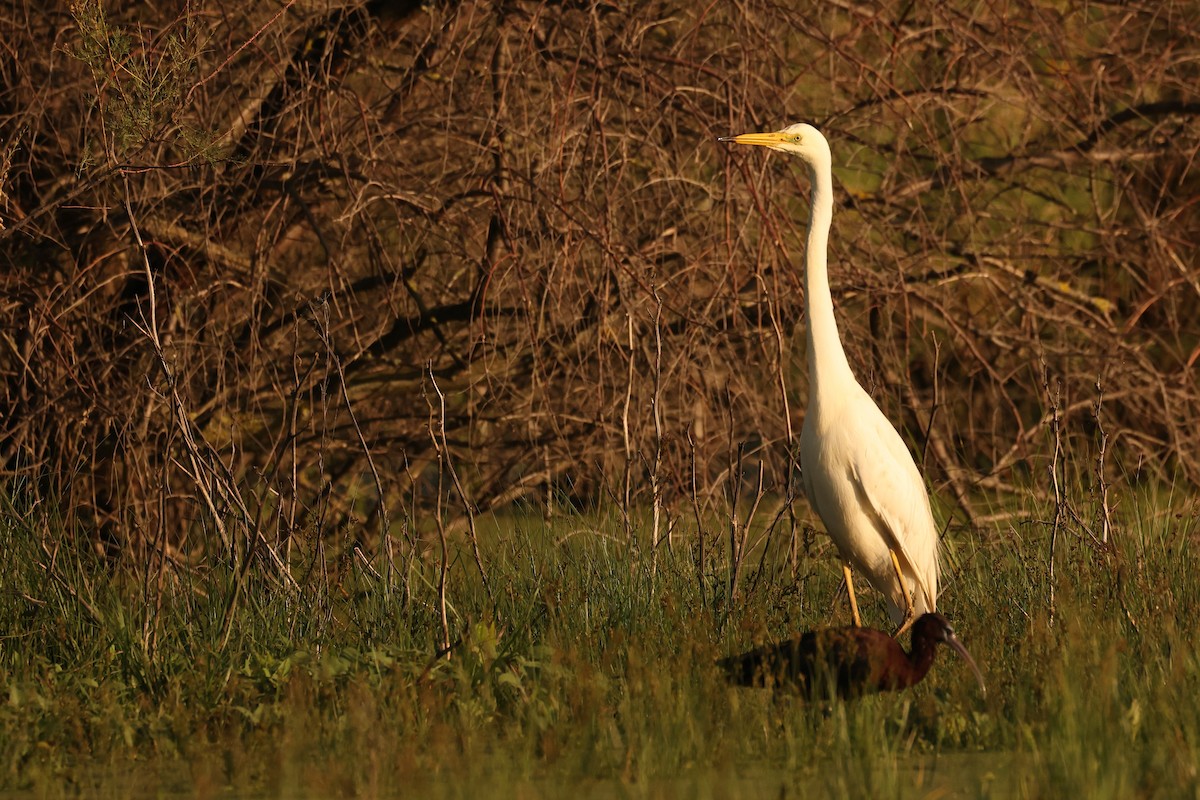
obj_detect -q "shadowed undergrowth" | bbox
[3,1,1198,566]
[2,485,1198,798]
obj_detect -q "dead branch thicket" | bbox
[1,1,1197,576]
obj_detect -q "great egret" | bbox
[718,613,985,699]
[719,123,939,635]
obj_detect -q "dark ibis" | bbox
[718,612,985,700]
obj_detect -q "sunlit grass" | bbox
[1,485,1198,798]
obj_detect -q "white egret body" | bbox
[720,123,939,632]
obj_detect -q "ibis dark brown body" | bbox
[718,613,984,700]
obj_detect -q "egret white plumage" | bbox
[719,123,939,635]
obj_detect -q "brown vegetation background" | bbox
[1,1,1197,574]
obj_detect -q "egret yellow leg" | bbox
[842,563,862,627]
[889,549,918,638]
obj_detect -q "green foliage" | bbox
[2,483,1199,797]
[70,0,205,163]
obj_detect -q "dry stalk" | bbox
[429,370,493,605]
[621,312,636,546]
[1042,361,1065,628]
[687,428,706,607]
[425,366,453,656]
[649,290,665,580]
[1094,378,1113,547]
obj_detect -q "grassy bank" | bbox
[2,486,1198,798]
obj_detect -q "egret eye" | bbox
[792,134,803,143]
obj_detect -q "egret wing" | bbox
[845,409,940,612]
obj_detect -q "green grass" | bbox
[2,486,1198,798]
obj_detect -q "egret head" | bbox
[718,122,830,164]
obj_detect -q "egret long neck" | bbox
[803,158,857,395]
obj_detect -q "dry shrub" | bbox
[0,1,1197,573]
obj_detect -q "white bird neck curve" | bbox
[802,143,858,401]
